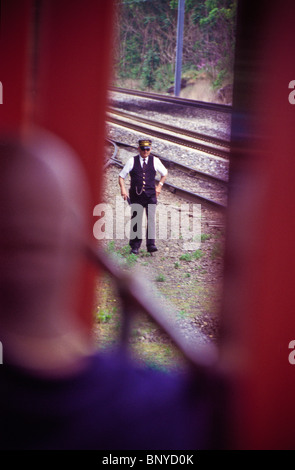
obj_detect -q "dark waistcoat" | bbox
[129,155,156,198]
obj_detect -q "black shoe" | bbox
[130,248,139,255]
[147,245,158,253]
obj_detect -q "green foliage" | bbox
[201,233,211,242]
[96,306,117,324]
[118,245,138,266]
[142,48,160,88]
[107,240,116,253]
[196,1,237,82]
[192,249,204,260]
[106,242,138,267]
[177,309,187,318]
[153,63,175,92]
[125,253,138,266]
[169,0,177,8]
[179,249,204,262]
[179,253,192,262]
[212,69,227,89]
[114,0,237,92]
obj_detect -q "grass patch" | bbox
[192,249,204,260]
[106,242,138,267]
[201,233,211,242]
[96,306,117,324]
[179,249,204,262]
[179,253,192,262]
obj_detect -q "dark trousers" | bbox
[129,193,157,250]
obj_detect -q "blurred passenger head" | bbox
[0,129,90,338]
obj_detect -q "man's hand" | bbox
[156,176,166,197]
[121,190,128,201]
[156,184,162,198]
[119,176,128,200]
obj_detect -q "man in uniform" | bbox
[119,139,167,254]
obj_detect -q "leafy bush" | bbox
[113,0,237,94]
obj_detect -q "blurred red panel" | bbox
[223,0,295,450]
[0,0,33,131]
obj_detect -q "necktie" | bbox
[142,160,147,192]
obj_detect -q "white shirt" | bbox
[119,155,168,179]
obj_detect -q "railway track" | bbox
[107,110,230,160]
[109,86,232,114]
[108,108,230,149]
[105,139,227,213]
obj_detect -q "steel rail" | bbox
[165,181,226,212]
[108,107,230,149]
[107,114,229,160]
[109,86,232,114]
[104,139,119,169]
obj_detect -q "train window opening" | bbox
[92,138,227,371]
[91,0,237,369]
